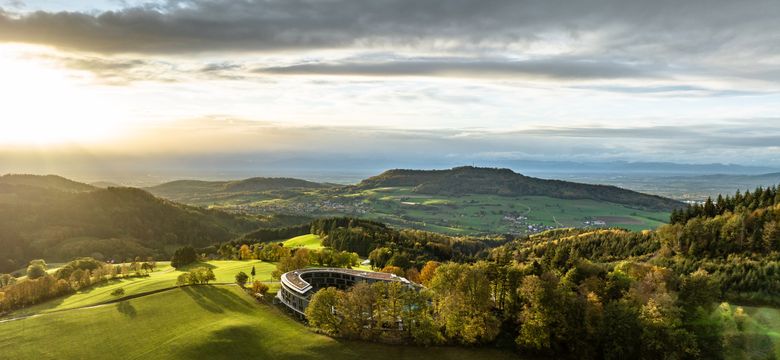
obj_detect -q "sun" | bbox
[0,44,123,146]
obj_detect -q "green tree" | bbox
[763,220,780,251]
[602,301,641,360]
[368,247,392,269]
[176,273,191,286]
[306,287,342,334]
[272,248,309,278]
[171,246,198,268]
[429,262,499,344]
[235,271,249,287]
[26,259,47,280]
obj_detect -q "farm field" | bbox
[208,187,670,235]
[0,285,519,360]
[9,260,275,317]
[351,187,669,234]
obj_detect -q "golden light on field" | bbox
[0,44,122,146]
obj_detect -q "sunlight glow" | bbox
[0,45,124,146]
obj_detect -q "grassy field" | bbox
[355,188,669,234]
[0,285,519,360]
[281,234,323,249]
[9,260,277,317]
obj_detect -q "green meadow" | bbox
[0,285,518,360]
[9,260,276,317]
[281,234,324,249]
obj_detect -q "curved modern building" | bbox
[276,267,414,317]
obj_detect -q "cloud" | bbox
[0,0,778,59]
[2,0,779,88]
[255,58,657,80]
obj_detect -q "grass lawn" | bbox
[0,285,519,360]
[9,260,277,317]
[281,234,323,249]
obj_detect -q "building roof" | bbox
[281,267,411,295]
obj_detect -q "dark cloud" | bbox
[47,54,179,84]
[254,58,657,80]
[0,0,778,58]
[200,62,242,72]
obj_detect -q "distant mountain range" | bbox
[354,166,682,211]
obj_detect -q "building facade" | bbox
[276,267,414,317]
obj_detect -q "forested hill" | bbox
[146,177,331,203]
[354,166,683,211]
[0,178,265,273]
[0,174,96,192]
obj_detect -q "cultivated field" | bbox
[354,187,669,234]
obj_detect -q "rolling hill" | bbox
[354,166,682,211]
[0,176,266,272]
[0,174,96,192]
[146,177,332,205]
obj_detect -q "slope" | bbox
[0,179,263,272]
[0,285,517,360]
[0,174,96,192]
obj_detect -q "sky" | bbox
[1,0,780,181]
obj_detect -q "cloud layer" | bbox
[2,0,780,171]
[1,0,778,58]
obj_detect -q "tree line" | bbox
[306,257,747,359]
[0,257,155,313]
[671,185,780,224]
[311,217,507,266]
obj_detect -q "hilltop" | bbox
[355,166,682,211]
[0,174,96,192]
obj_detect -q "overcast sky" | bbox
[1,0,780,177]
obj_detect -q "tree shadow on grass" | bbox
[116,300,137,318]
[179,325,275,359]
[181,286,254,314]
[177,262,217,271]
